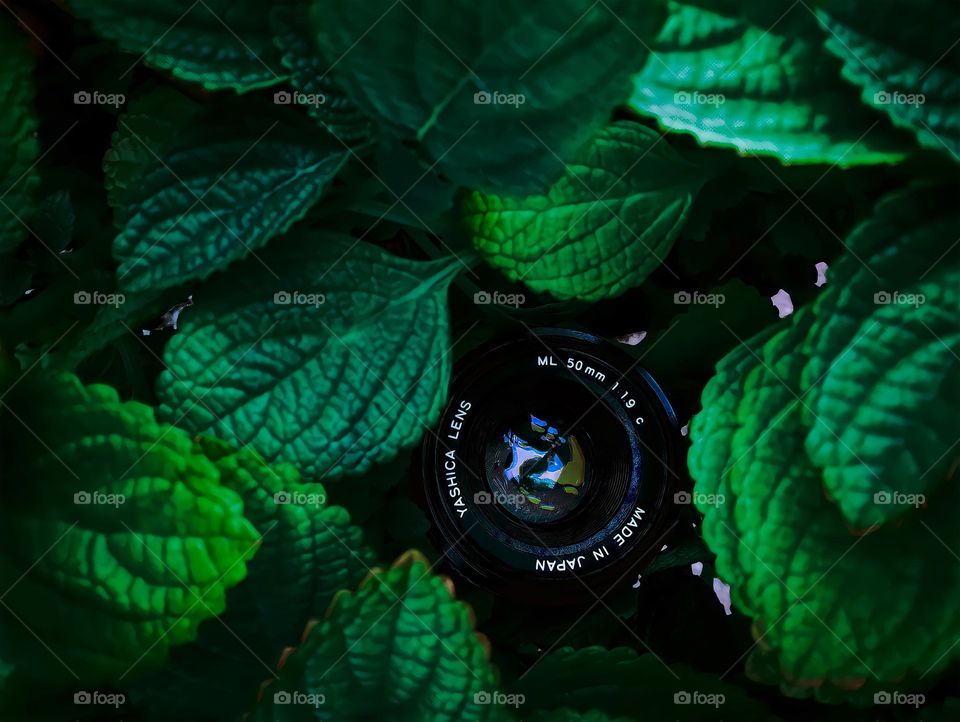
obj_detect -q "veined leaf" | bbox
[131,437,374,720]
[688,186,960,693]
[156,234,462,481]
[310,0,665,193]
[70,0,286,92]
[104,88,202,211]
[107,91,348,294]
[801,186,960,527]
[462,121,708,301]
[247,550,502,722]
[0,371,259,683]
[271,2,375,145]
[628,1,908,165]
[816,0,960,162]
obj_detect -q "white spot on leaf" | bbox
[713,577,733,615]
[815,261,828,287]
[771,289,793,318]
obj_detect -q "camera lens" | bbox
[420,328,683,601]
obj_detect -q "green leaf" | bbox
[156,233,461,481]
[462,121,707,301]
[310,0,665,193]
[131,437,374,720]
[816,0,960,162]
[0,18,40,254]
[0,371,259,683]
[107,90,348,294]
[802,186,960,528]
[198,437,375,645]
[248,550,502,722]
[628,1,907,165]
[70,0,286,92]
[103,88,202,211]
[515,646,776,721]
[688,186,960,693]
[271,2,375,145]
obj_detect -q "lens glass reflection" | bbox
[484,412,587,523]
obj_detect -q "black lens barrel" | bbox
[420,328,683,602]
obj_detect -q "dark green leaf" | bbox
[70,0,286,91]
[817,0,960,162]
[271,2,375,145]
[156,233,462,480]
[310,0,665,193]
[516,646,776,721]
[0,18,39,254]
[248,550,503,722]
[107,91,348,294]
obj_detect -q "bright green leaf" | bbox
[156,233,462,481]
[199,437,375,618]
[688,186,960,693]
[0,371,259,683]
[628,1,907,165]
[310,0,665,193]
[70,0,286,92]
[802,186,960,527]
[462,121,707,301]
[131,437,374,720]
